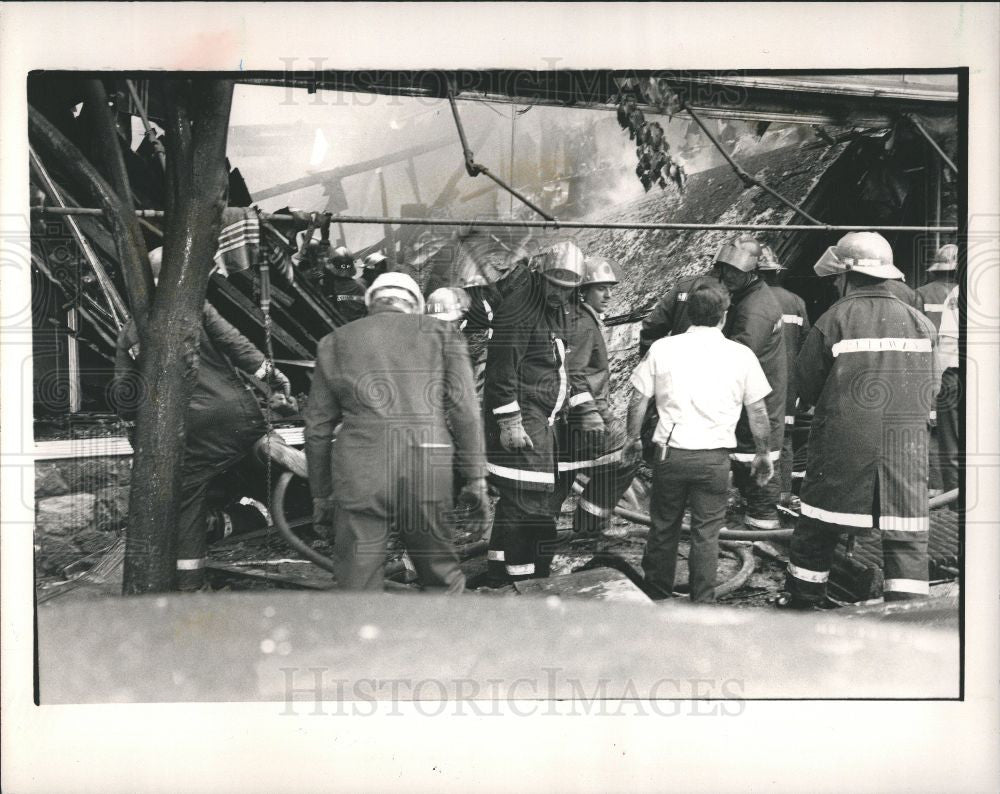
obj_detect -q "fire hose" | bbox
[272,469,754,597]
[613,505,795,541]
[270,471,489,578]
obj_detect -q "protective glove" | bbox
[255,360,292,397]
[574,410,607,456]
[269,367,292,398]
[622,439,644,470]
[750,453,774,488]
[569,410,607,458]
[497,414,533,451]
[312,497,334,532]
[456,477,490,538]
[268,391,299,417]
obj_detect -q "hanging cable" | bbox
[446,85,557,222]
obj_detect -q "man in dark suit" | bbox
[304,272,488,592]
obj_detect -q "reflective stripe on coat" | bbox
[795,284,938,538]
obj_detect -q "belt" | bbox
[654,443,729,462]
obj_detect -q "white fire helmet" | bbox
[714,235,763,273]
[365,272,425,313]
[813,232,904,280]
[927,243,957,273]
[425,287,471,322]
[581,255,621,287]
[756,244,785,272]
[537,240,586,288]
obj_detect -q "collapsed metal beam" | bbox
[906,113,958,174]
[446,88,555,222]
[31,206,959,234]
[681,100,824,225]
[29,149,130,329]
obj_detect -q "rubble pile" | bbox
[568,137,850,411]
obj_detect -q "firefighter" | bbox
[712,235,787,530]
[884,271,924,311]
[556,255,639,538]
[918,244,958,494]
[112,248,292,591]
[484,241,605,584]
[917,244,958,331]
[783,232,938,607]
[361,251,390,289]
[757,244,811,506]
[425,286,472,327]
[303,272,488,592]
[638,273,714,356]
[295,233,368,323]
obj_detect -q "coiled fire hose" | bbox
[272,471,757,597]
[613,505,795,541]
[271,471,488,578]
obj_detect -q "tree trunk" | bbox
[123,78,235,593]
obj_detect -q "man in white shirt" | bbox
[936,283,960,496]
[624,282,774,602]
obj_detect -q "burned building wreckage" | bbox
[29,70,963,695]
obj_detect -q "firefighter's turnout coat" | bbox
[769,285,811,424]
[724,278,787,462]
[916,279,954,332]
[638,274,710,356]
[114,303,268,478]
[483,270,598,494]
[558,300,622,472]
[317,273,369,323]
[795,284,938,536]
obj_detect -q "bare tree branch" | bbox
[81,78,154,324]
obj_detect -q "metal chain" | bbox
[256,218,276,576]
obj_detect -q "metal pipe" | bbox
[906,113,958,174]
[681,99,824,225]
[31,206,958,234]
[446,88,556,222]
[29,150,129,329]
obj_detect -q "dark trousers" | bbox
[554,418,639,536]
[787,520,929,605]
[732,457,781,528]
[175,473,217,591]
[937,367,960,494]
[642,447,730,603]
[489,485,557,582]
[175,451,262,591]
[329,501,464,592]
[778,421,795,497]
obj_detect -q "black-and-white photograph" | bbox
[28,66,964,694]
[3,4,998,792]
